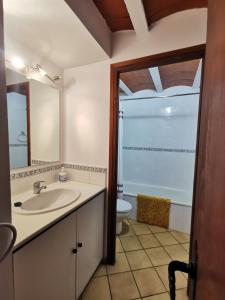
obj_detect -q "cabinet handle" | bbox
[78,242,83,248]
[72,249,77,254]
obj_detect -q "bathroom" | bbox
[1,1,225,300]
[117,60,201,235]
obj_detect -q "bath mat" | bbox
[137,194,171,228]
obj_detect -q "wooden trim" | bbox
[0,0,15,298]
[7,82,31,166]
[107,44,205,264]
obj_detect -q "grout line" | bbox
[82,221,190,299]
[123,251,142,299]
[106,273,113,300]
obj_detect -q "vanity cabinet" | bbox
[13,192,104,300]
[76,192,104,299]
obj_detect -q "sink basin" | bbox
[13,188,81,215]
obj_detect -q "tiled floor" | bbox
[81,219,190,300]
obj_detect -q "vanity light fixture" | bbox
[32,64,61,83]
[7,58,61,84]
[33,64,47,77]
[11,57,25,70]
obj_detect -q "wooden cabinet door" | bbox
[76,193,104,299]
[13,214,76,300]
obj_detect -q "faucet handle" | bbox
[33,180,46,187]
[33,181,47,194]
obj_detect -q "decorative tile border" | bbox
[9,144,27,147]
[123,146,195,153]
[32,159,58,165]
[10,163,107,180]
[10,164,62,180]
[62,163,107,174]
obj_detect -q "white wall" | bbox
[63,9,207,168]
[63,60,110,167]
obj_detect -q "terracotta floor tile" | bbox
[94,264,107,277]
[120,225,135,237]
[156,265,187,291]
[164,244,189,262]
[120,236,142,251]
[132,224,151,235]
[155,232,179,246]
[133,268,166,297]
[139,234,160,249]
[107,253,130,274]
[143,292,170,300]
[116,238,124,253]
[171,231,190,244]
[126,250,152,270]
[108,271,140,300]
[149,225,168,233]
[146,247,171,266]
[181,243,190,253]
[176,288,189,300]
[82,276,111,300]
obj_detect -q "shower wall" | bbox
[120,90,199,233]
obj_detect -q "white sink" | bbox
[13,188,81,215]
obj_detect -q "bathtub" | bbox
[122,182,193,234]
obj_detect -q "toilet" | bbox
[116,199,132,235]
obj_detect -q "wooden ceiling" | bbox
[142,0,207,26]
[159,59,200,89]
[93,0,207,32]
[120,59,200,93]
[120,69,155,93]
[93,0,133,32]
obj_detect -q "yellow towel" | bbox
[137,194,171,228]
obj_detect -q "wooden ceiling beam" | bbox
[124,0,149,34]
[64,0,112,57]
[119,79,133,95]
[149,67,163,92]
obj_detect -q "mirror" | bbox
[6,68,60,169]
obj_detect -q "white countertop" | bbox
[12,181,105,250]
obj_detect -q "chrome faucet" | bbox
[33,181,47,194]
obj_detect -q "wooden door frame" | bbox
[107,44,206,264]
[0,0,15,298]
[7,82,31,166]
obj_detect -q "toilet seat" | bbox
[117,199,132,213]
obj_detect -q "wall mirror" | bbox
[6,68,60,170]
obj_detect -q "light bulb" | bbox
[39,67,47,76]
[11,57,25,69]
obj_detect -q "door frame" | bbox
[7,82,31,166]
[0,0,15,298]
[107,44,206,264]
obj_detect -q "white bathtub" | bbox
[122,182,193,234]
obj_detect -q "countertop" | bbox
[12,181,105,251]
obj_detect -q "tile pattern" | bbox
[81,219,190,300]
[123,146,195,154]
[10,162,107,180]
[63,163,107,174]
[10,163,62,180]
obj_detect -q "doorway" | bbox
[107,45,205,271]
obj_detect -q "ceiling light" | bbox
[165,107,172,115]
[38,67,47,77]
[11,57,25,69]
